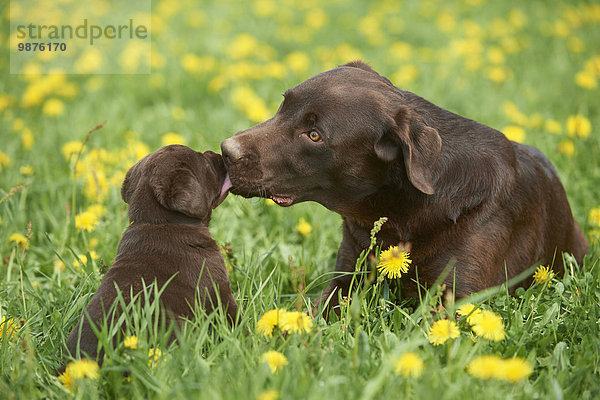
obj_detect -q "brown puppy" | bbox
[221,61,588,313]
[64,144,236,362]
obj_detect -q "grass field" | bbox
[1,0,600,398]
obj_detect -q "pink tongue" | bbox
[213,174,232,208]
[220,174,232,199]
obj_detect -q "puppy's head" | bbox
[121,145,229,224]
[220,61,441,215]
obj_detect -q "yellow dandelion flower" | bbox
[487,47,505,64]
[75,211,99,232]
[21,128,34,149]
[502,125,526,143]
[508,9,526,28]
[20,166,34,175]
[58,370,74,391]
[59,359,99,391]
[0,151,11,171]
[557,140,575,157]
[227,34,259,59]
[544,119,562,134]
[279,311,313,334]
[231,86,271,123]
[258,389,279,400]
[61,141,84,161]
[54,259,66,272]
[393,352,424,378]
[436,11,456,33]
[181,53,203,74]
[1,316,19,340]
[83,171,109,201]
[486,66,508,83]
[67,359,99,380]
[253,0,275,17]
[0,94,13,112]
[533,265,555,285]
[467,355,504,379]
[589,207,600,226]
[503,102,528,125]
[305,8,326,29]
[73,254,88,271]
[257,309,283,338]
[391,64,419,86]
[456,303,482,324]
[261,350,288,373]
[285,51,310,74]
[42,98,65,116]
[377,246,412,279]
[9,233,28,249]
[566,114,591,139]
[296,218,312,237]
[161,132,186,146]
[390,41,413,61]
[498,357,533,382]
[470,310,505,341]
[148,347,164,367]
[124,335,139,349]
[59,359,100,391]
[428,319,460,346]
[575,70,597,89]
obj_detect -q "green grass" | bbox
[1,0,600,398]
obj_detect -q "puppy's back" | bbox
[64,223,232,362]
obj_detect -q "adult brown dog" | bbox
[64,145,237,363]
[220,61,588,313]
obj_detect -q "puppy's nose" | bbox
[221,137,244,165]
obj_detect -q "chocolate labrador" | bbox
[64,144,237,363]
[220,61,588,313]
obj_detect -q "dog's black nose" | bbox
[221,138,243,165]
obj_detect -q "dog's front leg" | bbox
[315,220,369,318]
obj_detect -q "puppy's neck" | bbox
[127,201,208,226]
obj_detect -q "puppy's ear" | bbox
[150,167,211,220]
[121,157,147,204]
[375,105,442,195]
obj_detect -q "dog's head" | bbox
[121,145,229,224]
[220,61,442,215]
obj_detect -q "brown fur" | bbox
[221,61,588,314]
[64,145,237,363]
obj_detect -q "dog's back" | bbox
[63,145,236,365]
[65,223,233,361]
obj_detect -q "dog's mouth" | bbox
[213,173,232,209]
[269,195,295,207]
[226,172,298,207]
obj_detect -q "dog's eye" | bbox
[308,131,321,142]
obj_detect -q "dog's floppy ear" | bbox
[149,165,211,220]
[375,105,442,195]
